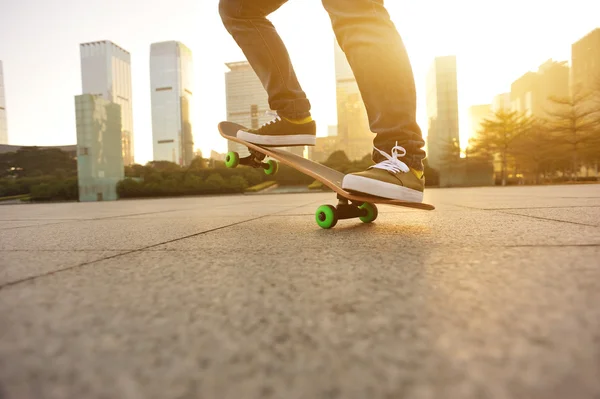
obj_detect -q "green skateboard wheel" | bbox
[315,205,338,229]
[359,202,378,223]
[264,159,279,175]
[225,151,240,168]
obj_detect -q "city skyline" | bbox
[150,41,195,166]
[0,0,599,164]
[80,40,135,165]
[333,40,372,161]
[224,61,306,158]
[426,55,460,169]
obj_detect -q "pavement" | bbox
[1,185,599,399]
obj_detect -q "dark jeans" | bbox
[219,0,426,170]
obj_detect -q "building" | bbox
[510,59,569,118]
[75,94,124,202]
[571,28,600,95]
[426,55,460,170]
[308,125,339,162]
[224,61,305,157]
[468,104,491,143]
[310,136,339,163]
[492,93,511,113]
[150,41,194,166]
[334,41,372,161]
[80,41,134,165]
[0,61,8,144]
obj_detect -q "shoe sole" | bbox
[342,175,424,203]
[237,130,316,147]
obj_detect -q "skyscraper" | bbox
[0,61,8,144]
[224,61,305,157]
[150,41,194,166]
[492,93,511,113]
[75,94,124,202]
[80,41,134,165]
[334,40,371,161]
[426,56,459,170]
[510,59,569,118]
[571,28,600,94]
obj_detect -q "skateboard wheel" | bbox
[315,205,338,229]
[225,151,240,168]
[264,159,279,175]
[359,202,378,223]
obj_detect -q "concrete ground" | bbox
[0,185,599,399]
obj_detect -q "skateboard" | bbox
[219,122,434,229]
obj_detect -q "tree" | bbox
[188,156,207,171]
[470,110,534,186]
[543,88,600,179]
[439,137,461,170]
[511,121,557,184]
[0,147,77,178]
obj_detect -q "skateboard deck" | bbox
[219,122,434,228]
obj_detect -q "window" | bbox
[158,139,174,144]
[156,87,173,91]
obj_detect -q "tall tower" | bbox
[510,59,569,119]
[80,40,134,165]
[0,61,8,144]
[334,40,371,161]
[426,55,459,170]
[75,94,124,202]
[571,28,600,95]
[150,41,194,166]
[224,61,305,157]
[492,93,511,113]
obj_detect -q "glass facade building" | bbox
[334,40,372,161]
[150,41,195,166]
[80,41,134,165]
[224,61,305,157]
[75,94,124,202]
[426,56,460,170]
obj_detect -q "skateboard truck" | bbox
[314,195,379,229]
[225,148,279,176]
[336,195,369,219]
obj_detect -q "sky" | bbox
[0,0,598,164]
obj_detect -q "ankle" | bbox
[282,115,313,124]
[411,168,424,179]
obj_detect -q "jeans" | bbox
[219,0,426,170]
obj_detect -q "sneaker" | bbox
[237,112,316,147]
[342,143,424,202]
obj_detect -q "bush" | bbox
[228,175,249,192]
[29,178,78,201]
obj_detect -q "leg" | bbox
[219,0,311,120]
[322,0,425,170]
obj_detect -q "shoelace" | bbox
[260,111,281,128]
[370,142,410,174]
